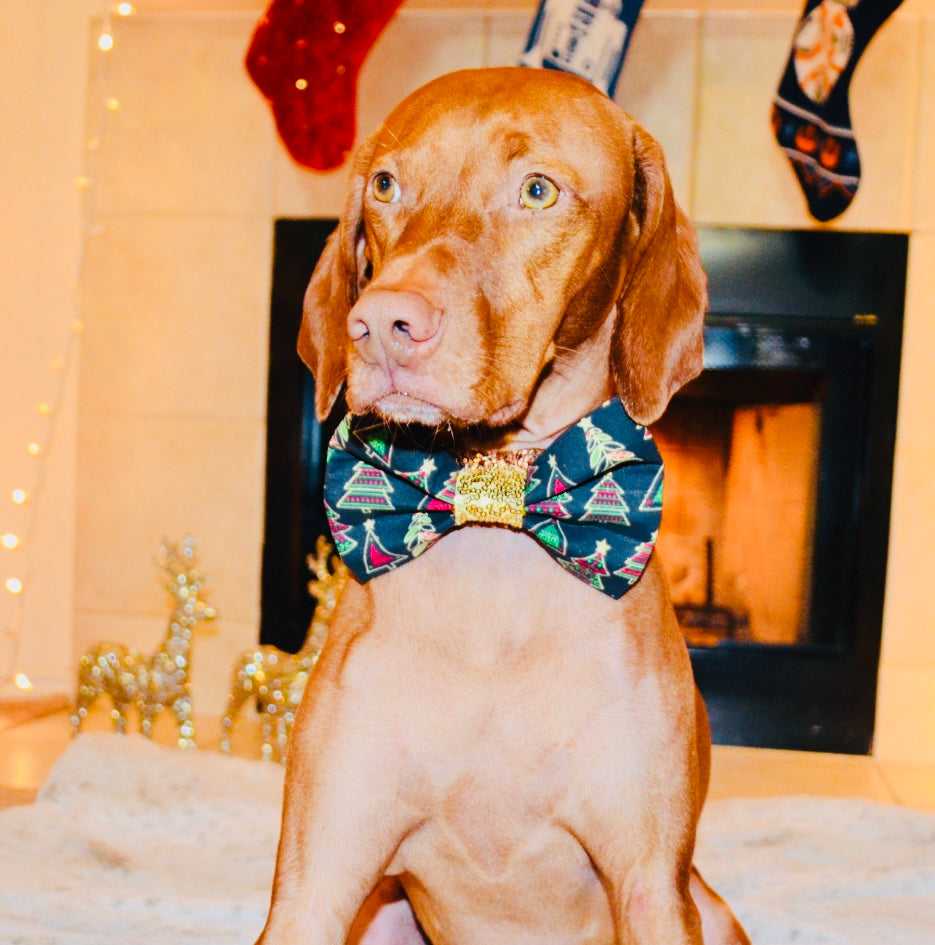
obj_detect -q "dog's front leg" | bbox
[255,633,419,945]
[603,863,704,945]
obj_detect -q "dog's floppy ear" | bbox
[298,229,353,420]
[297,132,378,421]
[611,123,707,427]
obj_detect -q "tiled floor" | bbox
[2,704,935,812]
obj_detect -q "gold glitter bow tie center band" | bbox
[453,452,535,529]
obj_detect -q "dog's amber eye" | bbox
[372,172,400,204]
[520,175,559,210]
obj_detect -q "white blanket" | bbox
[1,734,933,945]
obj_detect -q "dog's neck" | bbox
[469,308,616,454]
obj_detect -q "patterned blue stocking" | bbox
[771,0,905,222]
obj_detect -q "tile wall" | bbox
[76,0,935,760]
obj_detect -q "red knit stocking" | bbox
[246,0,405,171]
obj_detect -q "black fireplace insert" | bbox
[261,224,907,754]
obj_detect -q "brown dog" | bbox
[256,67,750,945]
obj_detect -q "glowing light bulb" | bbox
[98,31,114,51]
[5,578,23,594]
[11,489,27,505]
[27,443,41,457]
[117,2,135,15]
[1,534,18,549]
[14,673,33,692]
[106,97,120,112]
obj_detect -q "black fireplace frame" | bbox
[261,223,907,755]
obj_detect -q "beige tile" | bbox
[874,665,935,764]
[708,745,897,802]
[693,11,813,227]
[274,153,350,219]
[700,0,801,11]
[841,15,919,232]
[898,233,935,423]
[915,17,935,228]
[882,445,935,668]
[877,759,935,812]
[881,237,935,669]
[8,379,78,686]
[901,0,935,18]
[75,415,265,624]
[134,1,265,11]
[358,11,487,133]
[80,214,271,420]
[484,11,532,66]
[615,11,701,210]
[94,15,274,215]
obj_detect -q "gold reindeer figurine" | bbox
[220,536,347,762]
[71,537,217,748]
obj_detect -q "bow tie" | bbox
[323,398,663,599]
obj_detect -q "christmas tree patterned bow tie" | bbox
[324,398,664,599]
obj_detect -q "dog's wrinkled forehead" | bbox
[364,68,634,200]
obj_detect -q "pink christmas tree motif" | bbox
[639,466,664,513]
[545,454,575,492]
[559,538,612,592]
[528,495,572,520]
[530,519,569,556]
[404,511,439,557]
[401,457,437,493]
[578,416,636,473]
[527,455,575,520]
[581,473,631,525]
[614,536,656,586]
[423,471,456,512]
[337,461,395,513]
[362,519,407,575]
[325,504,358,557]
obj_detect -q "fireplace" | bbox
[261,223,907,754]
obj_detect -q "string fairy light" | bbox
[1,2,134,695]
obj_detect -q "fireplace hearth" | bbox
[261,224,907,754]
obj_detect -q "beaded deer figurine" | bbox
[71,537,217,748]
[220,536,347,762]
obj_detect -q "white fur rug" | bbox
[1,735,933,945]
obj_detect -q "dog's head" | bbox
[299,67,706,429]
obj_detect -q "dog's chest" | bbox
[356,534,664,859]
[322,527,693,945]
[350,526,673,756]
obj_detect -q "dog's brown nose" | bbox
[349,289,442,368]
